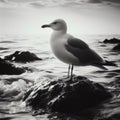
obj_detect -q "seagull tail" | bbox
[92,60,117,70]
[103,60,118,67]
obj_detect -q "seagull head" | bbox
[41,19,67,32]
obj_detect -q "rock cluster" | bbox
[24,76,112,114]
[4,51,42,63]
[0,51,42,75]
[103,38,120,44]
[103,38,120,51]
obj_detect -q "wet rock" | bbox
[103,38,120,44]
[24,76,112,114]
[4,51,42,63]
[112,43,120,51]
[0,58,25,75]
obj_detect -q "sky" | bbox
[0,0,120,35]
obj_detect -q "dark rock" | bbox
[103,38,120,44]
[4,51,42,63]
[0,58,25,75]
[24,76,112,114]
[112,43,120,51]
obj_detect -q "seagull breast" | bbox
[50,33,80,65]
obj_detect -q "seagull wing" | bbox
[65,38,106,68]
[66,38,89,49]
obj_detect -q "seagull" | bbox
[41,19,115,79]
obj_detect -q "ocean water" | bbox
[0,34,120,120]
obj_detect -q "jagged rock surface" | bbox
[24,76,112,114]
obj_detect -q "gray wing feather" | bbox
[65,38,104,65]
[67,38,89,49]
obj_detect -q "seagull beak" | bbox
[41,24,50,28]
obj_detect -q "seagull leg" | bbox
[67,64,70,78]
[70,65,74,80]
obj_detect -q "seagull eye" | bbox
[53,22,57,24]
